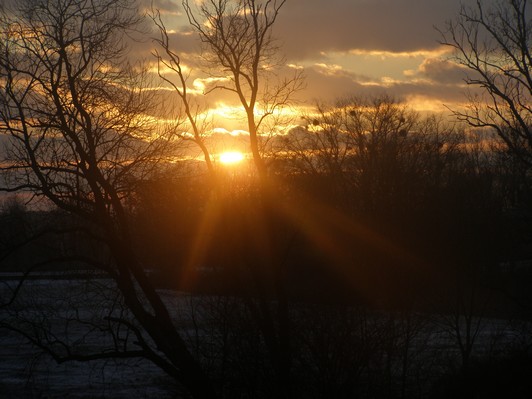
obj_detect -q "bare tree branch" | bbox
[439,0,532,166]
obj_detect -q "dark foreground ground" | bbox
[1,276,532,398]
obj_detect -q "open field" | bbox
[0,277,178,398]
[1,275,532,398]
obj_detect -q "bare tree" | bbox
[440,1,532,360]
[182,0,303,180]
[151,9,216,178]
[282,96,463,215]
[440,0,532,166]
[0,1,215,397]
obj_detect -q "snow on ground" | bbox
[0,277,178,399]
[1,276,531,398]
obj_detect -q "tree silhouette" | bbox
[0,1,215,397]
[440,0,532,166]
[182,0,304,180]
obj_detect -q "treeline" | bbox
[130,97,532,311]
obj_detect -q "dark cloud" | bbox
[100,0,493,116]
[417,58,469,85]
[390,81,470,104]
[126,21,200,65]
[138,0,181,14]
[165,29,201,55]
[275,0,489,60]
[295,63,478,108]
[296,66,371,103]
[134,0,480,63]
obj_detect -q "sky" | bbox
[127,0,500,156]
[138,0,491,118]
[273,0,473,108]
[0,0,503,157]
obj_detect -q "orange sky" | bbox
[128,0,505,150]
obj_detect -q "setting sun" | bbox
[219,151,245,165]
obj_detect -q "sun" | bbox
[219,151,245,165]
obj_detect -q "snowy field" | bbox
[0,333,176,398]
[0,277,179,399]
[1,276,531,398]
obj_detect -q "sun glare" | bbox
[219,151,245,165]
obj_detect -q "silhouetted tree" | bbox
[441,0,532,322]
[151,9,216,178]
[0,1,215,397]
[182,0,303,180]
[440,0,532,166]
[282,96,463,223]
